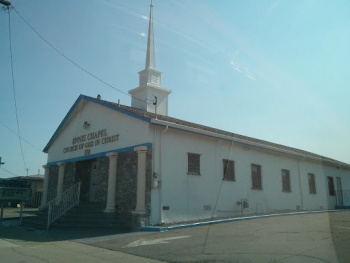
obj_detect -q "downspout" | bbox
[153,125,156,181]
[297,158,304,210]
[159,125,169,223]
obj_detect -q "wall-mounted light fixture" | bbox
[152,172,159,189]
[83,121,90,129]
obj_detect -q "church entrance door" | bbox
[89,164,99,202]
[75,160,93,202]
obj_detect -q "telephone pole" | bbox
[0,157,4,168]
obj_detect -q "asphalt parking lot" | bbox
[1,210,350,262]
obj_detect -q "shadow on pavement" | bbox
[0,219,129,242]
[328,211,350,263]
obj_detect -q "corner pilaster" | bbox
[134,146,148,213]
[56,162,65,204]
[40,164,50,208]
[104,152,118,213]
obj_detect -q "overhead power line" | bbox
[0,167,19,177]
[11,6,148,105]
[7,6,28,171]
[0,120,42,152]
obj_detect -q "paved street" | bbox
[0,220,163,263]
[88,211,350,262]
[1,211,350,262]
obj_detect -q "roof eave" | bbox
[43,94,86,153]
[150,118,350,170]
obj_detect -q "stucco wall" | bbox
[152,127,350,224]
[323,165,350,207]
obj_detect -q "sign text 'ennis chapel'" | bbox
[63,129,119,155]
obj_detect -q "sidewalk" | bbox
[0,219,165,263]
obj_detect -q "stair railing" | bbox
[47,181,81,230]
[24,192,42,208]
[21,192,43,221]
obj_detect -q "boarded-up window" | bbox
[187,153,200,175]
[282,169,291,192]
[327,176,335,196]
[251,164,262,190]
[308,173,316,194]
[223,159,235,181]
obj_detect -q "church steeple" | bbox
[128,0,171,116]
[145,0,155,69]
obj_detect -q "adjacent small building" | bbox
[1,174,43,207]
[40,3,350,227]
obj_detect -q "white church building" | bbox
[41,3,350,227]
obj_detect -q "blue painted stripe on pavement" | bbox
[142,209,348,232]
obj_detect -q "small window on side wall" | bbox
[308,173,316,194]
[327,176,335,196]
[251,164,262,190]
[187,153,200,175]
[223,159,235,181]
[281,169,291,192]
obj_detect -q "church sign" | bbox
[63,128,120,155]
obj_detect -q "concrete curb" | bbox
[142,209,349,232]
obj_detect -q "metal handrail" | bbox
[23,192,42,209]
[20,192,43,221]
[47,182,81,230]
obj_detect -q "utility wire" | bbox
[11,6,148,105]
[201,139,235,254]
[7,7,28,171]
[0,167,19,177]
[0,120,42,152]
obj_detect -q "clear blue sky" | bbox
[1,0,349,178]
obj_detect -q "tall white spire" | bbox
[145,0,155,69]
[129,0,171,116]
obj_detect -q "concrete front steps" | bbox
[52,202,132,232]
[22,202,132,233]
[21,208,49,230]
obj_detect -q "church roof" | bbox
[43,94,349,169]
[100,95,349,169]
